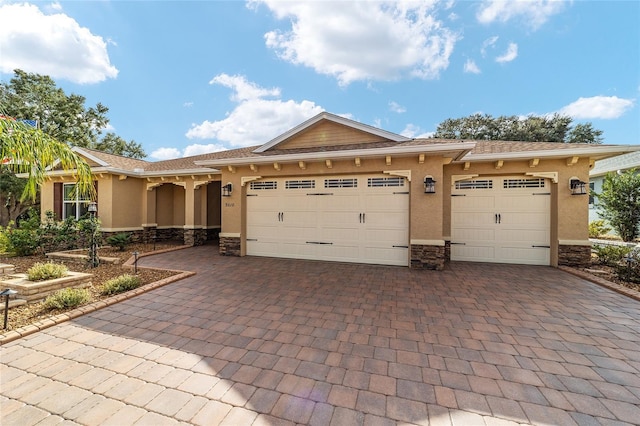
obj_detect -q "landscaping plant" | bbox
[588,220,611,239]
[43,288,90,310]
[106,232,132,251]
[592,244,631,267]
[26,262,68,281]
[597,170,640,241]
[101,274,141,295]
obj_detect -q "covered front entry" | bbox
[450,176,551,265]
[246,174,409,266]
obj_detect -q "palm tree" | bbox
[0,113,94,201]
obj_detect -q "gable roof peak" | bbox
[253,111,411,153]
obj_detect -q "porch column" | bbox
[184,179,206,246]
[142,185,158,244]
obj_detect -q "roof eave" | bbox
[459,145,640,163]
[197,142,477,167]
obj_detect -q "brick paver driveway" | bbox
[2,245,640,425]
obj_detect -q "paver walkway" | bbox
[2,245,640,425]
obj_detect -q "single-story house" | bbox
[40,112,639,269]
[589,151,640,224]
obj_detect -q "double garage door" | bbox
[451,176,551,265]
[246,175,409,266]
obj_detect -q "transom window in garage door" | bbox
[250,181,277,190]
[368,177,405,187]
[285,180,315,189]
[455,179,493,190]
[503,178,545,189]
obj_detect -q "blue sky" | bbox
[0,1,638,160]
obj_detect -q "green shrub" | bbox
[0,227,9,254]
[101,274,141,295]
[615,248,640,283]
[106,233,132,251]
[4,225,39,256]
[43,288,90,310]
[592,244,631,267]
[589,220,611,238]
[26,262,69,281]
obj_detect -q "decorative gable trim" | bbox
[253,111,410,153]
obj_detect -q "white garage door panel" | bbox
[452,245,495,262]
[247,175,409,266]
[451,177,550,265]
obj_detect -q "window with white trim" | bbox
[63,184,91,219]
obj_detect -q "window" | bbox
[367,177,404,187]
[503,178,545,189]
[286,180,315,189]
[589,181,595,207]
[325,178,357,188]
[63,183,91,219]
[455,179,493,190]
[250,181,277,190]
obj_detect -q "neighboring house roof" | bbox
[590,151,640,178]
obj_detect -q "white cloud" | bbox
[0,3,118,84]
[254,1,459,86]
[183,102,194,108]
[186,74,324,147]
[389,101,406,114]
[496,43,518,63]
[464,59,481,74]
[559,96,635,120]
[481,36,499,57]
[150,147,182,160]
[477,0,567,29]
[183,143,228,157]
[401,124,433,138]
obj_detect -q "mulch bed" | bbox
[0,243,184,331]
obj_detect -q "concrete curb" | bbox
[0,246,195,345]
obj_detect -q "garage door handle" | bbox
[393,245,408,248]
[306,241,333,245]
[532,245,550,248]
[450,242,466,245]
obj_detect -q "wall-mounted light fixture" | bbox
[569,177,587,195]
[222,182,233,197]
[424,175,436,194]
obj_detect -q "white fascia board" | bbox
[43,166,221,178]
[72,147,110,166]
[460,145,640,162]
[254,111,411,153]
[197,142,476,167]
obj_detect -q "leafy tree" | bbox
[94,133,145,159]
[597,170,640,242]
[0,69,145,158]
[567,123,604,145]
[432,113,602,144]
[1,69,144,226]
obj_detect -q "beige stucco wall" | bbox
[156,184,175,227]
[40,180,54,219]
[207,182,221,228]
[105,176,144,230]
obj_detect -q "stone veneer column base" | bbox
[184,228,207,246]
[219,236,241,256]
[410,244,446,270]
[558,244,591,267]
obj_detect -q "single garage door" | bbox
[246,174,409,266]
[451,176,550,265]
